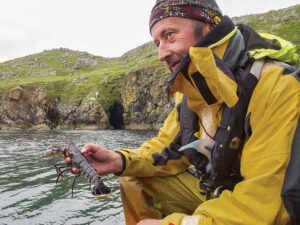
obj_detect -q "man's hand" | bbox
[65,143,123,176]
[178,139,214,172]
[137,219,163,225]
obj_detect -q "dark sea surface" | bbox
[0,130,155,225]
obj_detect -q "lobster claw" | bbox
[91,184,112,198]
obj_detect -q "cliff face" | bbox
[0,87,49,129]
[0,63,171,130]
[122,67,172,130]
[0,5,299,130]
[0,86,109,130]
[0,44,172,130]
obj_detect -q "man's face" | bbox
[151,17,198,72]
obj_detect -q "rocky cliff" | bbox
[0,5,299,130]
[0,44,171,130]
[0,86,110,130]
[122,66,172,130]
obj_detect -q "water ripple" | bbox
[0,130,155,225]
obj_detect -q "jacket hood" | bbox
[249,33,300,67]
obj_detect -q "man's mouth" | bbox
[171,62,179,72]
[165,55,183,73]
[169,61,180,72]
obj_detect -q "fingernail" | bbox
[81,147,87,153]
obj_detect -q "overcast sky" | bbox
[0,0,299,62]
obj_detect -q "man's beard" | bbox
[165,54,185,72]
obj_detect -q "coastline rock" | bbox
[61,93,109,129]
[0,87,110,130]
[121,67,173,130]
[8,87,24,101]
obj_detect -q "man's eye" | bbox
[166,32,174,39]
[154,42,160,48]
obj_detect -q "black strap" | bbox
[191,72,218,105]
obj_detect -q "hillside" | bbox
[0,5,299,130]
[233,4,300,47]
[0,44,168,130]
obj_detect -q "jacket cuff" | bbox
[113,151,126,176]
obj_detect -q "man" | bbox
[72,0,300,224]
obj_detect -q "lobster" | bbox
[40,143,111,197]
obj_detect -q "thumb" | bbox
[81,143,101,154]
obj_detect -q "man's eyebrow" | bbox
[153,28,167,44]
[152,25,175,44]
[159,27,172,37]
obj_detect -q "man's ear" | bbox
[203,23,214,34]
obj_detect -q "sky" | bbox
[0,0,299,63]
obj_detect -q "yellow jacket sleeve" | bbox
[116,93,191,177]
[162,66,300,225]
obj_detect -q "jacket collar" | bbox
[166,16,243,107]
[167,16,239,93]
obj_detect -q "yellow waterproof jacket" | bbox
[117,16,300,225]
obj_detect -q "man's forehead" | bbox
[151,17,194,37]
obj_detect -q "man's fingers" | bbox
[71,167,80,175]
[65,157,72,164]
[81,143,101,154]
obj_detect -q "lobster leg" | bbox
[56,168,71,184]
[54,163,68,174]
[71,174,80,197]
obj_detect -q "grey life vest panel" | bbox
[282,119,300,225]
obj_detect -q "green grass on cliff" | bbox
[0,49,131,105]
[0,43,166,107]
[234,5,300,47]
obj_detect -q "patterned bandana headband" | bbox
[149,0,223,31]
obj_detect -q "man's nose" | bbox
[158,44,171,62]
